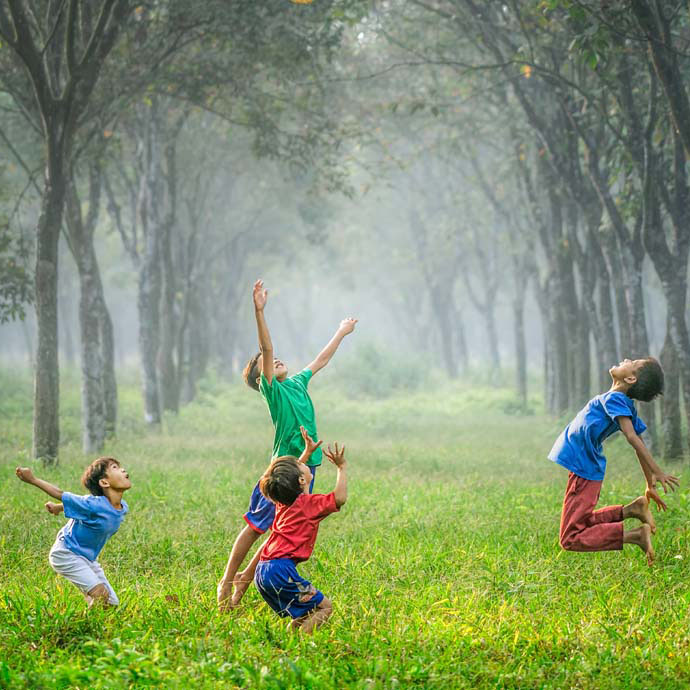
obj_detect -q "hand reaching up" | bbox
[299,426,323,462]
[324,442,346,468]
[253,279,268,312]
[338,318,358,335]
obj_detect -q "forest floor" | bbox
[1,368,689,689]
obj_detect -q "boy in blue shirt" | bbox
[549,357,679,565]
[16,456,131,606]
[217,279,356,610]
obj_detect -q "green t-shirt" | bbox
[259,369,322,467]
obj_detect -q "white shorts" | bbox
[48,542,119,605]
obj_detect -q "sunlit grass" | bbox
[1,368,689,689]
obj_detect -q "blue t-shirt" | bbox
[56,493,128,561]
[548,391,647,481]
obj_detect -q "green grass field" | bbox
[1,368,689,689]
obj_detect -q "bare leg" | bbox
[217,525,262,611]
[230,542,265,607]
[624,524,654,566]
[291,597,333,634]
[86,583,112,608]
[623,495,656,534]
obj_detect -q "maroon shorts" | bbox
[559,472,624,552]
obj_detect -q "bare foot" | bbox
[624,496,656,534]
[625,524,654,566]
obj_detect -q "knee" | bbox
[560,531,577,551]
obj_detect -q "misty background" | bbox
[0,1,688,462]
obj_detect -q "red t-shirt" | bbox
[261,492,339,563]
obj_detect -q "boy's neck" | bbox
[609,379,630,395]
[103,487,125,509]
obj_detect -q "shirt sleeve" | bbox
[304,492,339,520]
[62,492,95,521]
[602,392,633,423]
[289,369,313,389]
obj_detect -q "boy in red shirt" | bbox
[255,427,347,633]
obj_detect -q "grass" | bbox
[1,368,689,689]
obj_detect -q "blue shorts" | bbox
[254,558,324,619]
[244,466,316,534]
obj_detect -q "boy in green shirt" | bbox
[217,279,356,610]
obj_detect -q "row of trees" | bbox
[363,0,690,456]
[2,0,690,462]
[0,0,366,462]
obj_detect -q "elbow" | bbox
[336,494,347,509]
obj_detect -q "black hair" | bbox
[259,456,303,505]
[242,352,262,392]
[627,357,664,402]
[81,457,120,496]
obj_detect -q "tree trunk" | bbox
[58,256,76,367]
[100,304,117,438]
[513,285,528,408]
[65,166,117,453]
[76,250,106,454]
[33,151,64,464]
[138,231,162,426]
[157,219,179,413]
[659,322,682,459]
[430,292,458,379]
[483,290,501,385]
[449,299,468,376]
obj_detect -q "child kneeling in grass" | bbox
[549,357,678,565]
[254,428,347,633]
[15,457,131,606]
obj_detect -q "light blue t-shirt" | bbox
[56,493,128,561]
[548,391,647,481]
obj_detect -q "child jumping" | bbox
[255,427,347,633]
[549,357,679,565]
[217,279,356,610]
[15,457,131,606]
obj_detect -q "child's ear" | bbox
[624,373,638,385]
[98,477,110,490]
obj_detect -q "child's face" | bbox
[609,358,646,384]
[298,463,312,494]
[101,462,131,492]
[256,354,288,382]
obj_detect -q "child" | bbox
[255,427,347,633]
[217,279,356,610]
[549,357,679,565]
[15,457,131,606]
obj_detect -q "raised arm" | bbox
[253,279,274,385]
[15,467,64,500]
[306,318,357,377]
[618,417,679,510]
[323,442,347,508]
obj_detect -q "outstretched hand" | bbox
[645,486,667,512]
[324,442,346,468]
[299,426,323,463]
[338,318,358,335]
[646,471,679,512]
[15,467,35,484]
[253,279,268,312]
